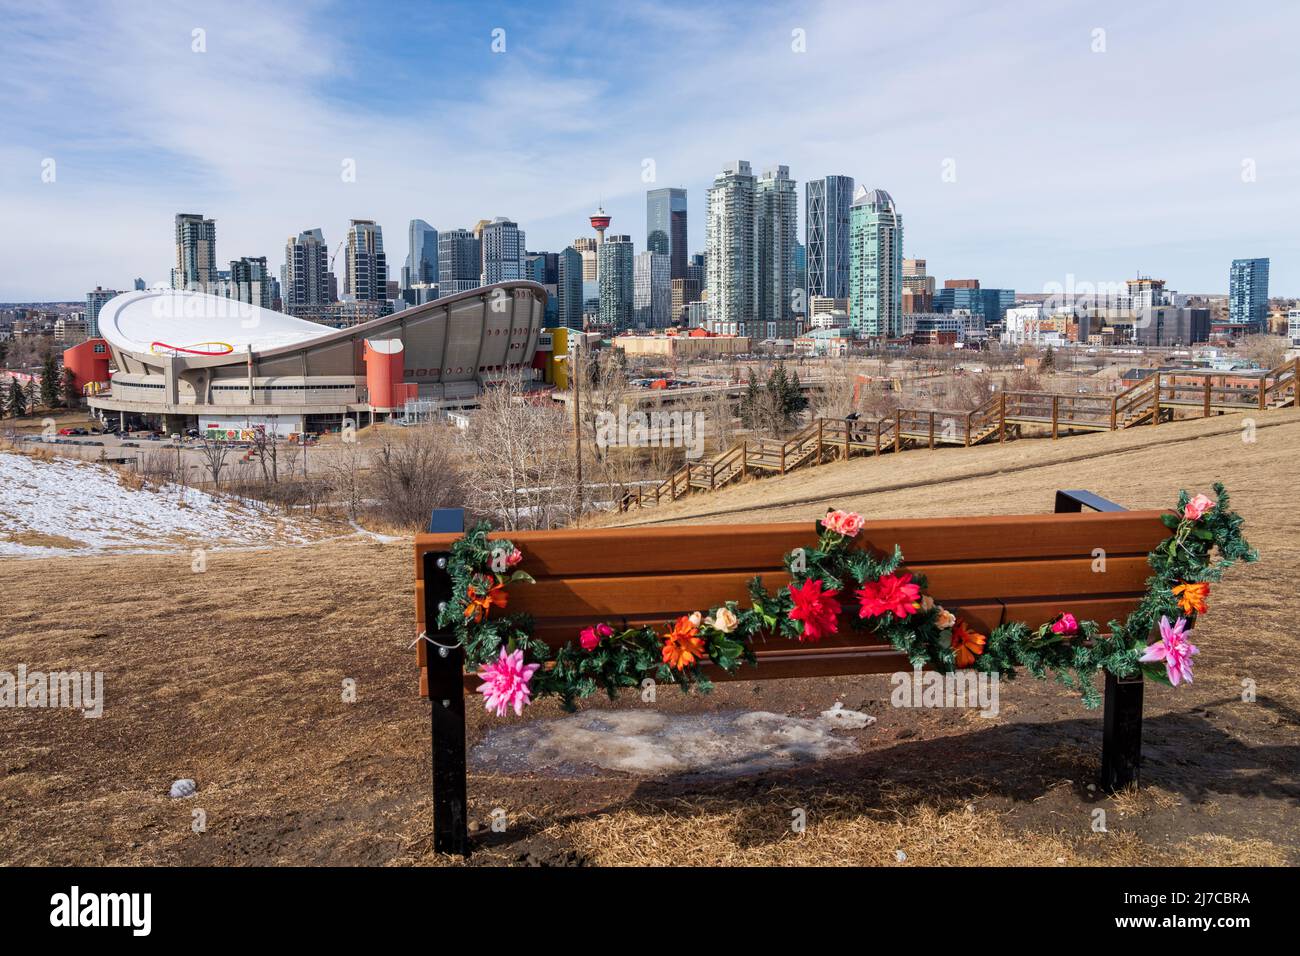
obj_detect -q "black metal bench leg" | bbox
[1100,672,1143,792]
[424,549,470,856]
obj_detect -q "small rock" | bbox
[169,778,196,798]
[896,728,916,739]
[1056,857,1067,865]
[1087,783,1096,792]
[819,701,876,729]
[894,850,907,863]
[468,821,482,834]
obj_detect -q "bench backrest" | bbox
[414,509,1169,695]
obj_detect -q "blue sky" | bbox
[1,0,1298,301]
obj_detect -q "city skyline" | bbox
[2,0,1299,301]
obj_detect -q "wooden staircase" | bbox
[619,359,1300,511]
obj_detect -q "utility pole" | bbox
[573,339,583,520]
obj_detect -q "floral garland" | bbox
[432,484,1256,716]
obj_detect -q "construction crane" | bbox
[328,240,345,273]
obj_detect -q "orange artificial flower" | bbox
[1172,581,1210,616]
[464,581,507,624]
[661,615,707,671]
[951,620,987,668]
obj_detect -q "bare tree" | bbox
[198,438,233,488]
[1238,333,1289,370]
[323,440,365,522]
[369,425,467,530]
[459,373,576,529]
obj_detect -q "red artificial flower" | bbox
[788,578,842,642]
[856,571,921,620]
[464,581,507,624]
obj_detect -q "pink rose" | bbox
[1050,613,1079,636]
[579,622,613,652]
[1182,494,1215,522]
[506,547,523,568]
[821,509,865,538]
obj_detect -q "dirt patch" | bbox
[2,531,87,550]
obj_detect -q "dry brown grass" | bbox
[2,408,1298,866]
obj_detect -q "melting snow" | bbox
[0,451,319,558]
[470,708,873,778]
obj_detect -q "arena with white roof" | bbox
[87,282,548,436]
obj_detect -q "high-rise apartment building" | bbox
[1228,258,1269,331]
[756,165,798,333]
[705,160,757,335]
[572,237,598,282]
[646,187,688,279]
[597,235,634,331]
[173,213,217,291]
[805,175,854,300]
[670,278,701,325]
[558,246,584,331]
[848,187,903,337]
[481,218,526,284]
[344,219,388,302]
[230,256,273,309]
[633,250,671,329]
[283,229,333,310]
[403,219,438,290]
[439,228,482,295]
[85,287,118,338]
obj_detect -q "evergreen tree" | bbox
[741,368,761,429]
[62,366,80,408]
[25,377,38,413]
[40,354,60,408]
[787,368,806,415]
[1041,346,1056,371]
[7,379,27,418]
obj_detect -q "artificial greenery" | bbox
[436,484,1254,713]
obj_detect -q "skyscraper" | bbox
[805,175,854,300]
[598,235,634,331]
[1228,258,1269,331]
[705,160,757,335]
[85,287,118,338]
[848,187,903,338]
[403,219,438,290]
[344,219,388,302]
[173,213,217,292]
[439,228,482,295]
[284,229,333,310]
[481,218,526,283]
[756,165,798,333]
[230,256,273,309]
[573,237,598,281]
[902,258,934,313]
[558,246,584,331]
[646,187,688,279]
[634,250,671,328]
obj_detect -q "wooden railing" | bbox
[620,360,1300,510]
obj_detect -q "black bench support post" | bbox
[1054,489,1144,792]
[1101,672,1143,792]
[424,508,469,856]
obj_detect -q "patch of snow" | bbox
[169,778,196,798]
[470,708,871,778]
[0,451,319,558]
[820,701,876,729]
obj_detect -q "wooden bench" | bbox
[414,489,1167,855]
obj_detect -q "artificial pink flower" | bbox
[1051,613,1079,636]
[476,647,541,716]
[1139,616,1199,686]
[1182,494,1216,522]
[788,578,842,642]
[579,622,613,652]
[821,509,865,538]
[505,547,523,568]
[856,572,921,620]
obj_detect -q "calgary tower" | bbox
[589,205,611,247]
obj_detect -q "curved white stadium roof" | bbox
[98,289,335,356]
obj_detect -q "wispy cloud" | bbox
[1,0,1297,300]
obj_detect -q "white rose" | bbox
[708,607,739,633]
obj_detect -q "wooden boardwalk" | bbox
[621,360,1299,510]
